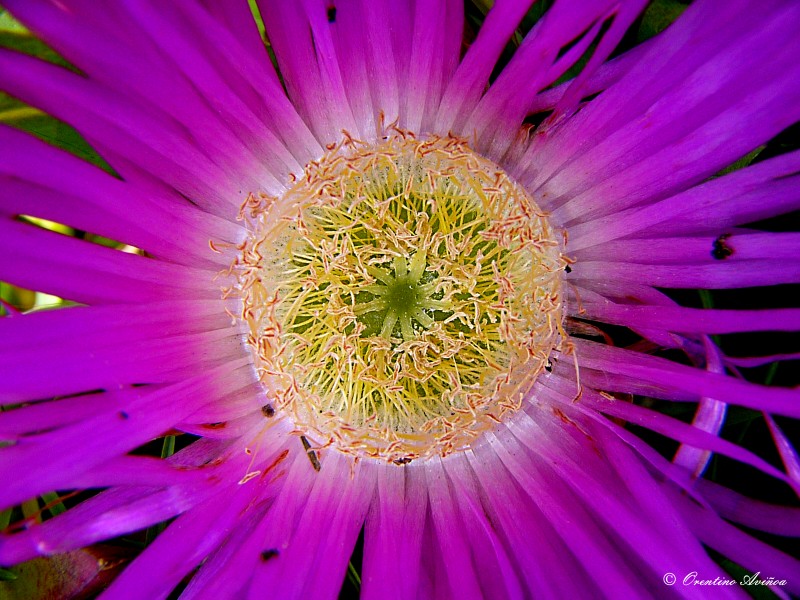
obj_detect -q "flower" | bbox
[1,0,799,598]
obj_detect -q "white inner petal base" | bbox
[233,131,566,463]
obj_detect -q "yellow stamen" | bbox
[231,130,566,463]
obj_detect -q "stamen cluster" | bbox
[234,131,565,462]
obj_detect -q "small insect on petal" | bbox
[711,233,734,260]
[260,549,280,561]
[301,436,322,472]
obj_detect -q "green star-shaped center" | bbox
[353,252,449,341]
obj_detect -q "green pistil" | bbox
[354,253,449,341]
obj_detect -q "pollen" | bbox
[232,130,566,462]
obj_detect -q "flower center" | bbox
[233,131,566,463]
[353,252,444,341]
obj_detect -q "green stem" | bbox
[346,561,361,590]
[40,491,66,517]
[698,290,721,347]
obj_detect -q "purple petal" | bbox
[352,0,402,128]
[1,326,244,404]
[575,232,800,265]
[435,0,536,133]
[423,457,484,598]
[490,414,700,596]
[3,0,315,179]
[571,259,800,289]
[246,451,374,599]
[0,218,220,306]
[672,338,727,477]
[764,414,800,488]
[0,50,261,215]
[0,362,251,509]
[696,479,800,537]
[467,443,589,599]
[526,37,654,116]
[523,1,800,230]
[676,491,800,596]
[0,125,245,256]
[361,463,427,600]
[568,150,800,251]
[577,302,800,334]
[257,0,357,144]
[472,0,648,159]
[573,340,800,417]
[443,454,526,600]
[403,0,461,132]
[581,388,798,493]
[102,457,278,599]
[180,448,312,599]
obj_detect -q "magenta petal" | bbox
[467,444,589,599]
[0,441,255,566]
[251,452,375,599]
[575,232,800,265]
[568,150,800,251]
[102,464,276,599]
[0,362,251,509]
[527,37,654,116]
[672,338,727,478]
[526,0,798,204]
[764,414,800,488]
[0,50,259,215]
[494,411,710,597]
[574,341,800,417]
[696,479,800,537]
[1,1,312,190]
[726,353,800,369]
[577,302,800,335]
[0,124,245,252]
[200,0,274,77]
[403,0,461,132]
[571,259,800,289]
[361,464,427,600]
[347,0,402,128]
[423,457,484,598]
[472,0,649,159]
[114,0,303,174]
[435,0,535,133]
[1,338,244,405]
[0,488,199,565]
[677,492,800,596]
[582,389,798,493]
[327,1,379,137]
[443,455,525,600]
[258,0,358,144]
[179,448,312,600]
[0,218,218,306]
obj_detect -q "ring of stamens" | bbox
[233,130,565,463]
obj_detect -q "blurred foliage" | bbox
[0,90,110,171]
[0,9,126,316]
[637,0,687,40]
[0,9,111,174]
[0,547,131,600]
